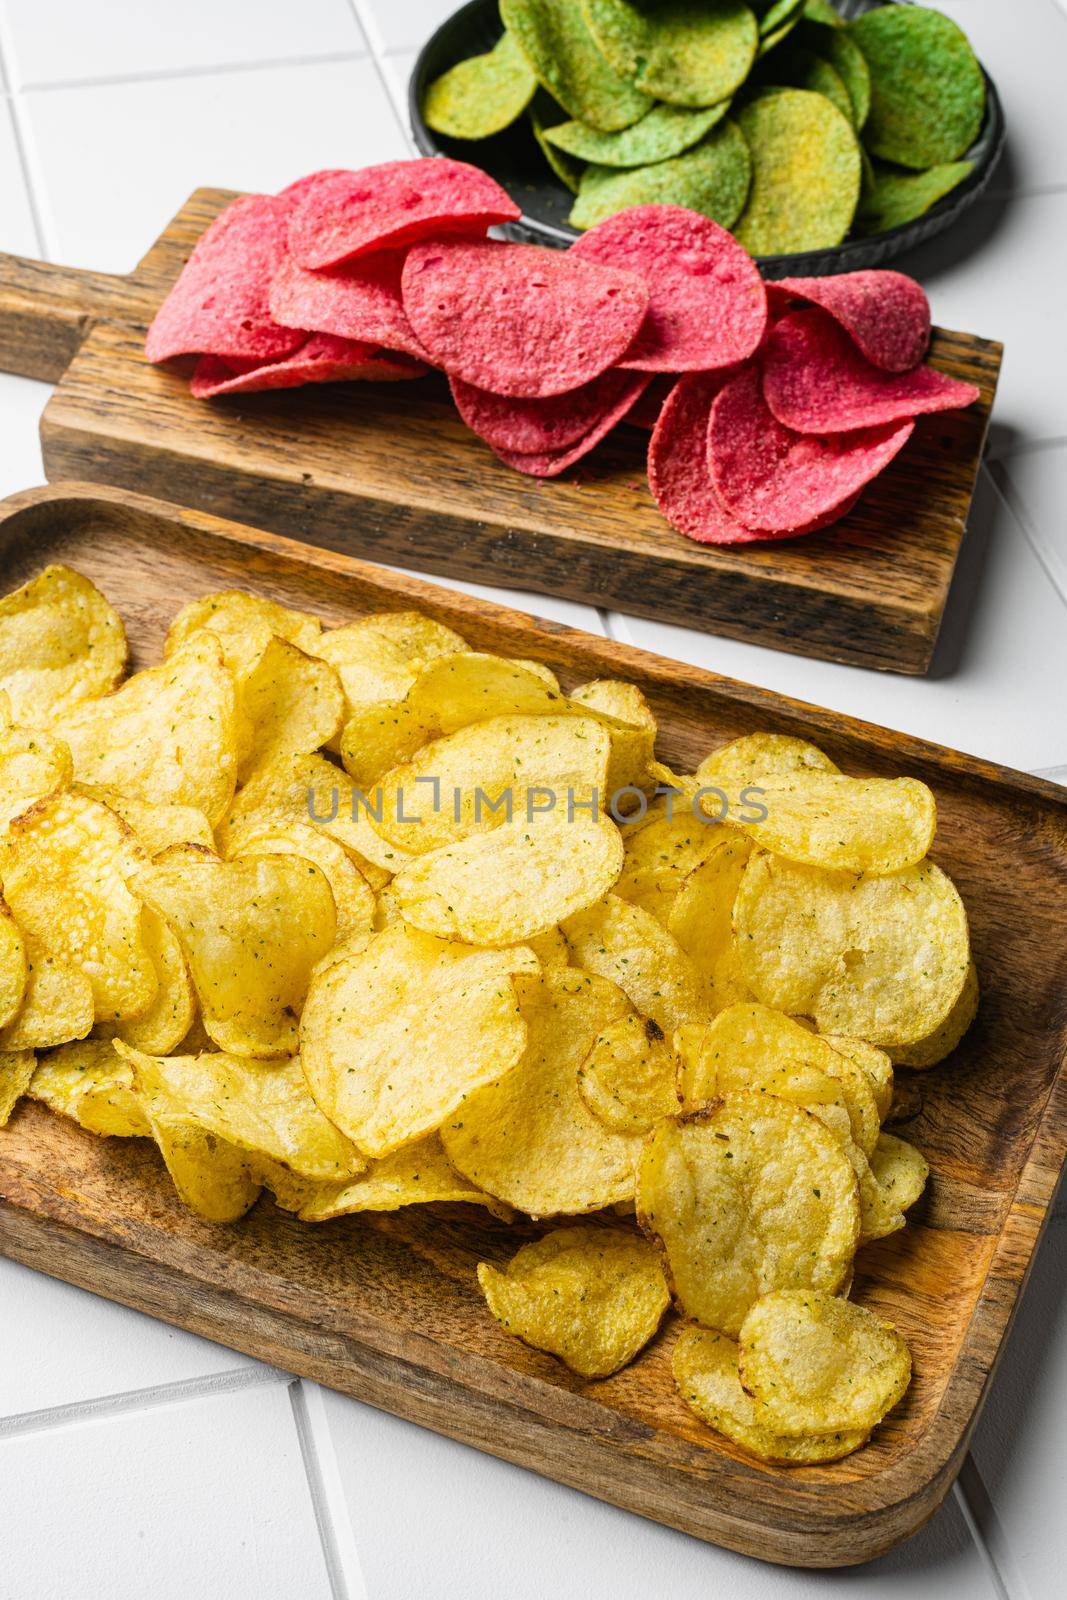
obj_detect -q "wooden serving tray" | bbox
[0,189,1001,675]
[1,483,1063,1569]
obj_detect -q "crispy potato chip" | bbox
[569,678,656,736]
[501,0,653,133]
[673,1326,868,1463]
[300,922,537,1157]
[0,899,27,1031]
[370,715,613,855]
[77,786,214,856]
[844,1136,905,1245]
[892,958,979,1069]
[165,590,322,681]
[315,611,467,702]
[55,634,240,827]
[525,925,571,967]
[0,725,72,828]
[869,1132,928,1213]
[339,697,442,792]
[735,89,861,255]
[825,1033,893,1120]
[851,5,983,169]
[733,853,972,1052]
[583,0,758,108]
[106,908,195,1055]
[562,893,706,1032]
[0,1048,35,1125]
[477,1224,669,1377]
[570,123,752,232]
[393,810,623,945]
[227,819,375,941]
[676,1002,879,1154]
[298,1132,507,1221]
[545,100,728,166]
[614,795,724,925]
[442,968,641,1214]
[238,636,344,779]
[134,845,336,1058]
[667,831,753,1009]
[116,1043,364,1183]
[739,1288,911,1435]
[698,732,840,788]
[729,770,935,873]
[0,950,93,1052]
[856,157,974,237]
[0,565,126,725]
[1,791,155,1026]
[637,1094,859,1333]
[28,1038,149,1137]
[424,28,537,139]
[137,1084,262,1222]
[576,1012,679,1133]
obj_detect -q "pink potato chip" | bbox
[491,372,650,477]
[189,333,426,397]
[570,206,767,374]
[287,160,520,269]
[269,249,430,362]
[450,367,641,454]
[402,239,649,398]
[762,309,979,434]
[146,194,305,364]
[708,365,913,533]
[767,271,931,373]
[625,374,676,431]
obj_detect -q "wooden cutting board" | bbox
[0,482,1063,1570]
[0,189,1000,675]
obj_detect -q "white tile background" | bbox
[0,1,1065,1596]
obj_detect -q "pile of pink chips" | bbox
[146,159,980,546]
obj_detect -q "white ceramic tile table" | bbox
[0,3,1065,1597]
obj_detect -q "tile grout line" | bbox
[0,13,48,260]
[986,457,1067,614]
[955,1459,1033,1600]
[13,50,368,95]
[288,1380,368,1600]
[344,0,414,148]
[0,1364,286,1441]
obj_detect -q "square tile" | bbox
[0,0,364,87]
[357,0,455,56]
[0,99,41,257]
[613,467,1067,774]
[0,373,48,497]
[991,442,1067,607]
[21,57,409,273]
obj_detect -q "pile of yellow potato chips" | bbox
[0,565,977,1465]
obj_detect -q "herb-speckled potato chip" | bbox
[869,1131,928,1213]
[563,893,706,1032]
[637,1094,859,1333]
[106,908,196,1056]
[0,948,92,1053]
[545,99,728,167]
[738,1288,911,1435]
[0,565,126,726]
[667,831,753,1010]
[735,89,860,254]
[0,1048,35,1125]
[394,811,623,945]
[892,958,978,1069]
[165,589,322,681]
[238,636,344,780]
[478,1224,669,1376]
[300,922,537,1157]
[298,1131,507,1220]
[132,1058,263,1223]
[674,1325,868,1462]
[577,1011,679,1133]
[28,1038,150,1137]
[501,0,653,132]
[851,5,984,170]
[227,820,376,941]
[582,0,758,108]
[614,796,724,925]
[824,1034,893,1120]
[571,122,751,230]
[77,786,214,857]
[442,967,642,1215]
[698,732,839,789]
[729,770,935,873]
[0,725,72,829]
[424,29,538,140]
[0,900,27,1032]
[135,845,336,1058]
[733,853,972,1053]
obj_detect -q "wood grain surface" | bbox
[0,483,1063,1569]
[0,188,1002,674]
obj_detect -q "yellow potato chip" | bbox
[0,951,93,1052]
[298,1132,506,1220]
[698,733,840,786]
[569,679,656,737]
[843,1137,905,1245]
[370,715,613,855]
[165,589,322,680]
[636,1094,859,1334]
[0,899,27,1031]
[673,1326,868,1464]
[106,907,196,1055]
[824,1035,894,1121]
[729,771,936,874]
[227,819,375,941]
[0,725,72,828]
[134,845,336,1058]
[733,853,972,1053]
[28,1038,150,1137]
[667,831,753,1010]
[116,1043,364,1183]
[55,634,240,826]
[869,1132,929,1213]
[576,1013,679,1133]
[614,795,724,925]
[139,1098,262,1222]
[393,811,623,945]
[442,968,642,1216]
[238,636,344,779]
[892,958,979,1069]
[0,565,126,725]
[562,894,706,1032]
[0,1048,35,1125]
[738,1289,911,1436]
[77,785,214,856]
[300,922,537,1157]
[510,657,560,691]
[1,790,156,1026]
[477,1224,669,1378]
[339,697,442,791]
[524,925,570,967]
[314,611,465,707]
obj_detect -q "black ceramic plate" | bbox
[409,0,1005,277]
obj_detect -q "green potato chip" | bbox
[501,0,652,132]
[570,119,751,230]
[850,5,985,169]
[734,88,860,255]
[759,0,804,36]
[530,94,585,191]
[804,21,869,127]
[423,29,538,140]
[802,0,841,25]
[762,47,853,125]
[581,0,758,109]
[545,98,729,167]
[855,157,975,237]
[758,12,802,57]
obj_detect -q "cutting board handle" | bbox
[0,251,145,384]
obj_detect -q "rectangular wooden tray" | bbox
[0,189,1001,675]
[0,483,1063,1570]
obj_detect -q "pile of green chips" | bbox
[422,0,987,253]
